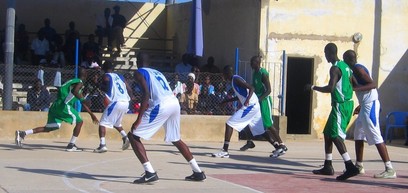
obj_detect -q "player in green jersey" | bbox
[240,56,288,158]
[307,43,359,181]
[15,68,99,151]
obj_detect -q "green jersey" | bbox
[252,68,269,97]
[331,61,353,103]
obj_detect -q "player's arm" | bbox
[100,74,110,93]
[312,66,340,93]
[353,66,377,92]
[258,72,271,102]
[124,79,136,101]
[235,77,254,106]
[72,82,99,124]
[132,71,149,131]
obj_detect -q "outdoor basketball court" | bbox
[1,139,407,193]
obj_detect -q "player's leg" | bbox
[115,126,130,150]
[333,101,359,180]
[355,140,365,173]
[66,121,84,152]
[313,134,335,175]
[172,140,206,181]
[15,126,47,147]
[93,125,108,153]
[239,126,256,151]
[353,113,366,174]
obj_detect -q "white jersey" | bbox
[105,73,130,103]
[231,75,258,105]
[354,64,378,104]
[137,67,174,105]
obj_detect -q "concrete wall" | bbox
[260,0,408,138]
[166,0,261,69]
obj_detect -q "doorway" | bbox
[286,57,314,134]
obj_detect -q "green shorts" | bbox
[323,100,353,139]
[259,96,273,128]
[45,103,83,130]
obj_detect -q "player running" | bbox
[15,68,99,151]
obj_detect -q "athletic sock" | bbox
[222,141,230,152]
[341,153,351,162]
[385,161,393,170]
[142,162,155,173]
[100,137,106,146]
[25,129,34,135]
[188,158,202,173]
[356,161,363,167]
[120,130,127,138]
[325,153,333,161]
[69,136,77,144]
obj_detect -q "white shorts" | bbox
[226,103,265,136]
[132,97,181,143]
[354,100,384,145]
[99,101,129,128]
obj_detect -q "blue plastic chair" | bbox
[384,111,408,143]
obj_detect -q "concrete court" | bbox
[0,138,407,193]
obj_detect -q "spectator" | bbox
[95,8,113,49]
[38,18,57,49]
[187,72,200,95]
[211,82,228,115]
[64,21,81,65]
[200,75,215,95]
[15,24,30,63]
[201,56,220,73]
[191,65,201,85]
[180,80,198,114]
[24,79,51,112]
[50,34,66,67]
[81,34,101,68]
[197,84,212,115]
[170,73,185,100]
[175,53,192,81]
[111,5,127,53]
[31,31,50,66]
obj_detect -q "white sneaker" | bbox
[66,143,83,152]
[212,150,229,158]
[374,168,397,179]
[122,137,130,150]
[93,145,108,153]
[15,130,24,147]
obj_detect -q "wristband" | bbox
[311,85,315,90]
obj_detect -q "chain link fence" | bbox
[0,64,237,115]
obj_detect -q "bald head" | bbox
[343,50,357,67]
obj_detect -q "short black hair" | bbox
[324,43,338,54]
[102,61,114,71]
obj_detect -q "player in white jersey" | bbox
[212,65,279,158]
[128,52,205,184]
[343,50,396,179]
[93,61,132,153]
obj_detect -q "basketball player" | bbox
[212,65,278,158]
[93,61,132,153]
[15,68,99,151]
[343,50,396,179]
[240,56,288,158]
[307,43,359,181]
[128,52,206,184]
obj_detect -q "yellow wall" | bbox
[260,0,408,138]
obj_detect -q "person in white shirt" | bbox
[129,52,206,184]
[93,61,132,153]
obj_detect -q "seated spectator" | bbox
[187,72,200,95]
[210,82,228,115]
[82,34,100,63]
[24,79,51,112]
[199,75,215,95]
[50,34,66,67]
[31,31,50,65]
[170,73,185,100]
[180,80,198,114]
[201,56,220,73]
[197,85,212,115]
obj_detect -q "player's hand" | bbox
[353,105,361,115]
[304,84,313,91]
[90,114,99,124]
